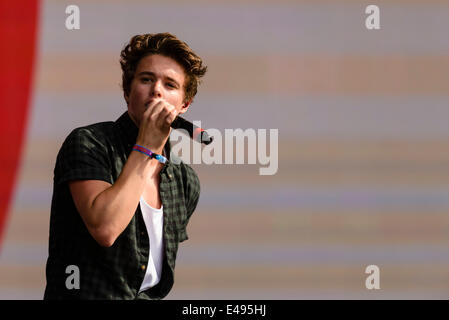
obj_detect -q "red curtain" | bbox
[0,1,40,247]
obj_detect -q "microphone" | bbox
[171,116,213,145]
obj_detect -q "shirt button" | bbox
[141,232,145,236]
[141,265,146,271]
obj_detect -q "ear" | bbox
[124,92,129,105]
[178,99,192,115]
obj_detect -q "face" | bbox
[125,54,191,127]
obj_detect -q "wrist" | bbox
[132,144,167,164]
[135,140,163,155]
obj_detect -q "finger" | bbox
[164,107,178,126]
[148,101,167,125]
[156,103,176,128]
[147,99,164,117]
[141,99,161,124]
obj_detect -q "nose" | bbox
[150,80,163,98]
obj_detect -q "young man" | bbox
[44,33,207,299]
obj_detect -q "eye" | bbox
[167,82,177,89]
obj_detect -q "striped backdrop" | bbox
[1,0,449,299]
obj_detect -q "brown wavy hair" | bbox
[120,33,207,103]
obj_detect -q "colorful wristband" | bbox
[133,144,153,157]
[133,144,167,164]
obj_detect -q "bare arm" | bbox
[69,151,159,247]
[69,99,178,247]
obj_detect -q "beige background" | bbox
[1,0,449,299]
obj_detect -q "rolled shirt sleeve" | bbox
[54,127,113,186]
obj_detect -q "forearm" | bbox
[89,150,159,246]
[77,99,174,247]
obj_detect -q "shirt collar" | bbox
[116,111,139,147]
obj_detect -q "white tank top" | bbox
[138,196,164,292]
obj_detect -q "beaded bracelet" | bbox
[132,144,167,164]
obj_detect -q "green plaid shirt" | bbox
[44,111,200,300]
